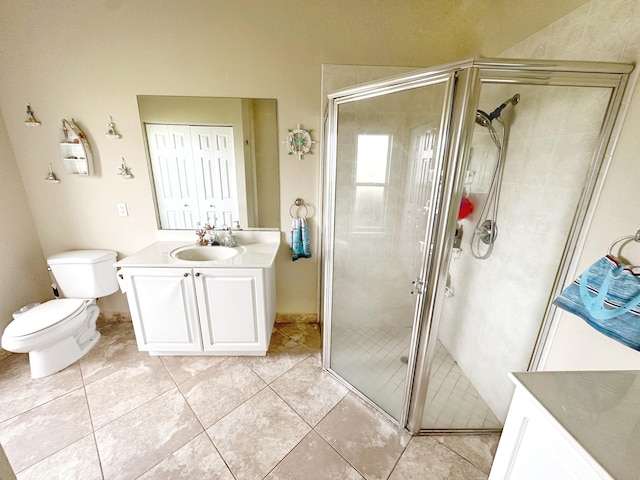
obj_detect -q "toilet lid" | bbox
[5,299,86,337]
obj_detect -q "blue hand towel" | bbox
[301,218,312,258]
[291,217,311,261]
[291,218,301,260]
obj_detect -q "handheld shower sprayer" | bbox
[470,93,520,260]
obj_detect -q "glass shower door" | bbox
[420,81,619,430]
[323,74,454,422]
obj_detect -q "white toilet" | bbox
[1,250,118,378]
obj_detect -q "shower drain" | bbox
[400,356,408,364]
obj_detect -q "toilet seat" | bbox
[4,299,86,337]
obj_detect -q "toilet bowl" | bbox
[1,249,118,378]
[2,298,100,378]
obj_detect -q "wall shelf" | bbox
[59,119,93,176]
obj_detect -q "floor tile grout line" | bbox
[78,359,106,480]
[6,363,103,477]
[131,356,215,479]
[433,437,492,476]
[259,422,311,480]
[306,392,374,480]
[385,436,413,480]
[0,378,84,426]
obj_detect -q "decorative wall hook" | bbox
[44,163,60,183]
[284,124,315,159]
[25,104,41,127]
[106,116,121,139]
[117,157,133,179]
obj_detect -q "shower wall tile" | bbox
[623,9,640,58]
[545,133,596,189]
[583,2,632,61]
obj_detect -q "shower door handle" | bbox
[411,279,425,295]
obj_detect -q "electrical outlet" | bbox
[117,203,128,217]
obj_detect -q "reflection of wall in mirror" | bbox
[137,95,279,229]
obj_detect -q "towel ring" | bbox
[290,198,308,218]
[607,230,640,256]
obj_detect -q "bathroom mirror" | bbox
[137,95,280,230]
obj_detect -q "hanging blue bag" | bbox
[553,255,640,350]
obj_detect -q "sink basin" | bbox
[170,245,245,262]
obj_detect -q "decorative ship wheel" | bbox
[285,124,315,159]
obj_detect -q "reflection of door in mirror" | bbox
[137,96,280,230]
[146,124,244,229]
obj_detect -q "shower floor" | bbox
[330,325,501,430]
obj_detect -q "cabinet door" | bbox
[121,268,203,352]
[489,388,612,480]
[194,268,266,353]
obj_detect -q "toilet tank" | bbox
[47,250,118,299]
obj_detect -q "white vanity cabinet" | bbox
[490,371,640,480]
[118,264,276,355]
[119,267,203,353]
[194,267,275,354]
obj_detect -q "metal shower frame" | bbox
[320,58,634,434]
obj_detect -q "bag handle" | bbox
[579,264,640,320]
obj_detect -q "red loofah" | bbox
[458,196,474,220]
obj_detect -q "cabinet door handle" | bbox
[118,274,123,279]
[183,273,189,277]
[195,272,201,277]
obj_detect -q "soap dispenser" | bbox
[224,230,238,247]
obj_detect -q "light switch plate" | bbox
[117,203,128,217]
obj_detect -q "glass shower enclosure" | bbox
[321,58,632,433]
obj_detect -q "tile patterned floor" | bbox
[331,325,500,429]
[0,318,499,479]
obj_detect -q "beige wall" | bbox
[0,0,588,321]
[501,0,640,369]
[0,110,52,333]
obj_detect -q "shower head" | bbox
[475,110,501,148]
[475,110,492,128]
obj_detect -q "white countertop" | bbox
[114,231,281,269]
[511,370,640,480]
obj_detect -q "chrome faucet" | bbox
[202,222,221,246]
